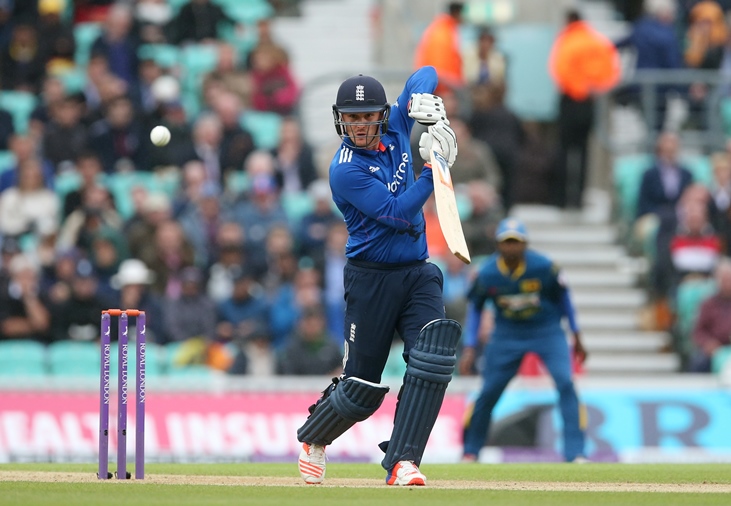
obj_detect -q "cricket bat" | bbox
[430,149,471,264]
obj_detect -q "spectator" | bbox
[468,82,524,211]
[56,185,123,254]
[549,10,619,209]
[0,157,59,242]
[88,228,128,299]
[168,0,236,45]
[206,221,255,302]
[134,0,174,44]
[140,219,196,298]
[635,132,694,225]
[668,200,722,292]
[29,74,66,130]
[0,23,45,93]
[172,160,211,217]
[62,151,114,219]
[88,96,147,172]
[146,98,193,169]
[39,248,80,306]
[210,92,256,176]
[684,1,727,69]
[512,122,559,205]
[42,96,89,168]
[216,264,271,345]
[0,254,51,342]
[690,258,731,372]
[709,151,731,252]
[414,1,465,93]
[136,58,165,115]
[0,134,55,192]
[178,181,223,267]
[228,169,289,267]
[276,304,343,375]
[463,26,506,87]
[36,0,75,76]
[447,117,502,188]
[205,42,253,107]
[181,112,226,186]
[649,183,719,325]
[125,192,172,260]
[90,4,140,87]
[227,320,275,376]
[614,0,684,128]
[110,258,167,343]
[49,258,113,342]
[249,44,300,115]
[246,16,289,69]
[272,116,318,193]
[297,179,340,265]
[162,266,217,342]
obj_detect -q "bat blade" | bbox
[430,149,471,264]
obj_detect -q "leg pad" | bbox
[381,319,461,469]
[298,377,389,446]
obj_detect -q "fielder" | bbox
[296,66,460,486]
[460,218,588,462]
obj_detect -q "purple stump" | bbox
[117,312,129,479]
[135,312,146,479]
[98,312,111,479]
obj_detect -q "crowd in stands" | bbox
[0,0,514,379]
[608,0,731,374]
[4,0,729,379]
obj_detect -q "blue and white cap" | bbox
[495,218,528,242]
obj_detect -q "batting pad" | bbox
[381,319,461,470]
[297,377,390,446]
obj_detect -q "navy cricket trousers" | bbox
[341,259,445,384]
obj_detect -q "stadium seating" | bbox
[0,91,38,133]
[0,340,47,376]
[73,23,102,67]
[47,340,99,377]
[137,44,180,69]
[240,110,282,150]
[219,0,275,25]
[282,192,314,225]
[0,150,17,174]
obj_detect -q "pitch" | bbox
[2,463,730,505]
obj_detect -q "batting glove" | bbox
[408,93,449,125]
[418,120,458,167]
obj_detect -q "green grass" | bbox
[2,463,730,506]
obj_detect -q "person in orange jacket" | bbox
[414,2,465,94]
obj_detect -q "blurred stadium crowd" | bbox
[1,0,731,379]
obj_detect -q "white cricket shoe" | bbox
[298,443,326,484]
[386,460,426,486]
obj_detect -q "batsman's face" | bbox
[342,111,382,149]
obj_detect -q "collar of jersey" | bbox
[497,256,526,279]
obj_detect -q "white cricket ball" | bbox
[150,125,171,147]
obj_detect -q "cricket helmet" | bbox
[332,74,390,144]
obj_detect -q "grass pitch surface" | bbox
[2,463,730,506]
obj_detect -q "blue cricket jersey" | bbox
[329,66,438,263]
[465,249,576,342]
